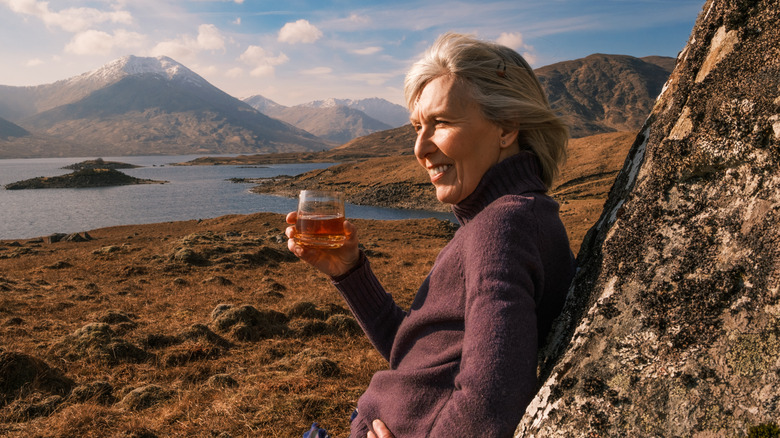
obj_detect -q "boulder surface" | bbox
[518,0,780,436]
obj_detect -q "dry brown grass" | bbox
[0,213,450,437]
[0,131,637,436]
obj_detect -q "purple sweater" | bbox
[333,151,576,437]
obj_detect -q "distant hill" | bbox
[535,54,674,138]
[0,56,331,158]
[243,95,406,144]
[0,116,29,140]
[0,53,674,158]
[246,54,674,143]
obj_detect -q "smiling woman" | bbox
[287,32,576,438]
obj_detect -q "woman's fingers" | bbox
[369,420,394,438]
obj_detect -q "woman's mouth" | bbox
[428,164,451,181]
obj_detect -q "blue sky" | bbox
[0,0,704,106]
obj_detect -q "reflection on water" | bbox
[0,155,453,240]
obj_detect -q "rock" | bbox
[70,381,115,404]
[207,374,239,388]
[94,310,136,325]
[210,304,288,342]
[180,323,232,350]
[304,357,340,378]
[287,301,326,320]
[45,260,72,269]
[518,1,780,436]
[172,247,205,265]
[0,352,74,405]
[326,314,362,336]
[49,323,151,365]
[4,394,65,421]
[120,385,173,410]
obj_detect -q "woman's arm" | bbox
[331,254,407,361]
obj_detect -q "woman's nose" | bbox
[414,126,436,159]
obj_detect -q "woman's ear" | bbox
[499,127,520,150]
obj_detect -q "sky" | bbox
[0,0,705,107]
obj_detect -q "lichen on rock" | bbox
[517,1,780,436]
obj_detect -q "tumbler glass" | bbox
[293,190,346,248]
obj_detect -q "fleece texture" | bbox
[333,151,576,437]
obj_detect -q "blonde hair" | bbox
[404,32,568,187]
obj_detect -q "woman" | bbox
[287,32,576,438]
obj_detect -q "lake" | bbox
[0,155,454,240]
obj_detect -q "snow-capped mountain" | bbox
[74,55,209,89]
[0,56,330,158]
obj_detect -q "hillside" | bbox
[243,96,408,144]
[258,105,391,144]
[535,54,674,138]
[0,56,330,158]
[0,117,29,140]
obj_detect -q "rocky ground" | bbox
[0,130,635,437]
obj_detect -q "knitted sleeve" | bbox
[331,252,407,361]
[429,197,544,437]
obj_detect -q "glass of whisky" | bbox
[293,190,346,248]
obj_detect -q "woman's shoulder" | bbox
[458,193,552,244]
[476,192,558,224]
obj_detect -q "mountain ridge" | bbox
[1,56,331,157]
[0,53,674,158]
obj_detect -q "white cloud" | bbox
[352,46,382,56]
[302,67,332,75]
[225,67,244,78]
[26,58,43,67]
[233,17,241,25]
[278,19,322,44]
[65,29,145,55]
[239,45,289,77]
[150,24,226,60]
[4,0,133,33]
[248,65,274,77]
[495,32,525,50]
[233,0,244,3]
[495,32,536,64]
[196,24,225,51]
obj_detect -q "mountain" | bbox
[0,56,330,158]
[535,54,674,138]
[0,116,29,140]
[244,55,673,144]
[302,98,410,128]
[243,95,408,143]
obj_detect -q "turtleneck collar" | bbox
[451,151,547,225]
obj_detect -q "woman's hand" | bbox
[285,211,361,278]
[367,419,395,438]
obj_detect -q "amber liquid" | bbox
[294,214,346,248]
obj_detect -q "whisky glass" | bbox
[293,190,346,248]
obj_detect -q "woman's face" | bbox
[411,75,517,204]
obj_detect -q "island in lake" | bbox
[4,159,167,190]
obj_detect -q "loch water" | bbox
[0,155,454,240]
